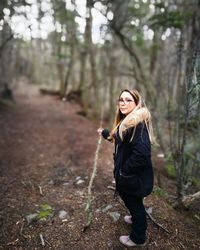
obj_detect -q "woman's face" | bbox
[118,91,136,116]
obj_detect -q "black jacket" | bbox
[102,123,154,197]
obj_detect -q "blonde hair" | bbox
[109,89,156,144]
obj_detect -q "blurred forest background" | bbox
[0,0,200,203]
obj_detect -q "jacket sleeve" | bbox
[122,124,151,175]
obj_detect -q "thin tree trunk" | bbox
[78,0,98,116]
[78,50,87,90]
[108,45,116,118]
[176,3,200,198]
[61,2,77,97]
[56,40,65,97]
[62,42,75,97]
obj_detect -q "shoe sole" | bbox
[119,238,147,247]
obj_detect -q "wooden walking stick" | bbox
[83,107,104,232]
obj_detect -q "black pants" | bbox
[120,193,147,244]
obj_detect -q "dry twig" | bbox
[38,185,44,196]
[7,238,19,246]
[145,209,170,234]
[118,197,170,234]
[107,185,115,191]
[39,233,45,246]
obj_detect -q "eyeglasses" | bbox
[118,98,135,105]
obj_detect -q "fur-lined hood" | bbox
[119,107,151,140]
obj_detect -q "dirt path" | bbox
[0,78,199,249]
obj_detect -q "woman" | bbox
[98,89,155,247]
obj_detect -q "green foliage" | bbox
[128,1,149,18]
[165,162,176,179]
[149,10,184,29]
[185,140,200,183]
[192,177,200,190]
[37,204,54,221]
[164,154,176,179]
[153,187,168,198]
[135,33,145,47]
[164,153,173,161]
[154,2,165,9]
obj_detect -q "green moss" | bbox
[156,212,167,220]
[37,204,54,221]
[153,187,168,198]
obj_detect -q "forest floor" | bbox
[0,77,199,250]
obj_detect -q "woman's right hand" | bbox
[97,127,103,136]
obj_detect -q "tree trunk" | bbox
[175,2,200,198]
[78,0,98,116]
[62,41,75,97]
